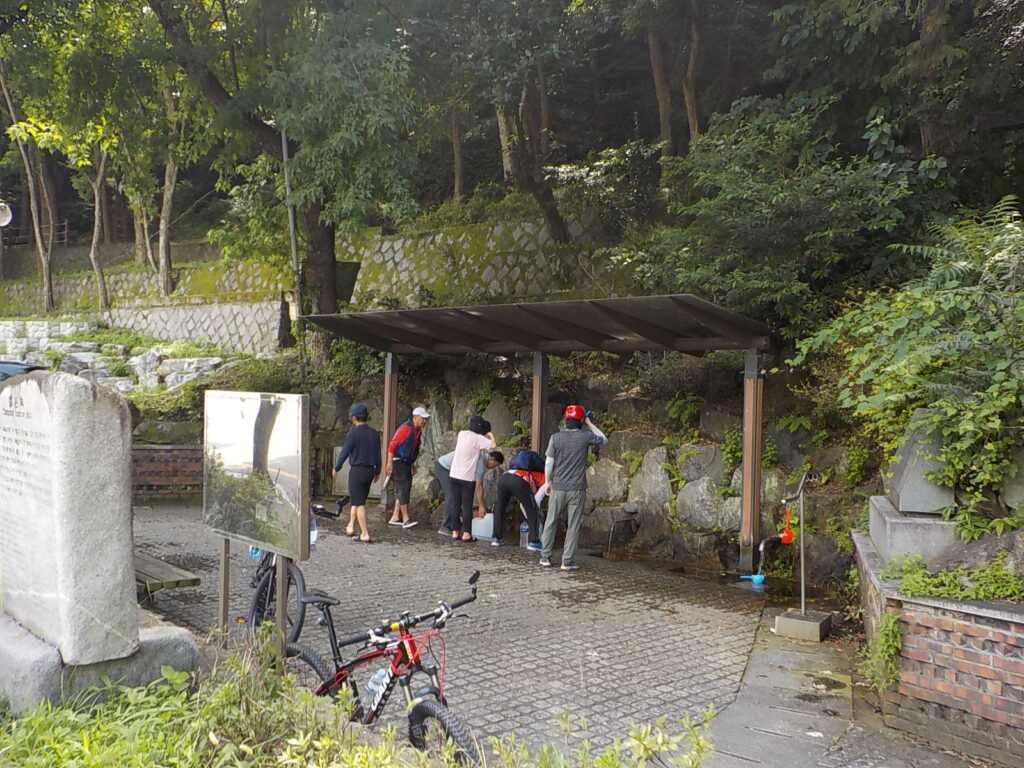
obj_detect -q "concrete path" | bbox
[134,503,985,766]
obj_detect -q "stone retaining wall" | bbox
[106,298,290,354]
[132,445,203,501]
[855,531,1024,766]
[343,219,591,305]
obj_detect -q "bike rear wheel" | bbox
[408,699,480,764]
[247,563,306,644]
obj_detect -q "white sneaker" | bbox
[403,520,418,529]
[388,520,404,526]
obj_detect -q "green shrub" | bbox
[880,553,1024,602]
[0,638,716,768]
[794,198,1024,541]
[859,612,903,694]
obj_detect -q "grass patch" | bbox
[879,553,1024,602]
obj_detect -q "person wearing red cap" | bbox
[539,404,607,570]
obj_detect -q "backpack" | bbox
[509,449,544,473]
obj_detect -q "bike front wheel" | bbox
[247,563,306,644]
[408,699,480,764]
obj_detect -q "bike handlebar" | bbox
[335,588,478,648]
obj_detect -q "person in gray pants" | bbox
[540,404,607,571]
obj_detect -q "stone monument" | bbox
[0,371,197,711]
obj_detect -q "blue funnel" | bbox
[740,574,766,584]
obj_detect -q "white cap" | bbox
[412,406,430,419]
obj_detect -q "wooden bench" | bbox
[134,551,201,601]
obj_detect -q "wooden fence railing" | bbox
[1,220,70,247]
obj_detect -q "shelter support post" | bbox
[531,352,549,453]
[218,537,230,637]
[382,353,399,477]
[739,350,765,572]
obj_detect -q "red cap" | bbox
[564,404,585,421]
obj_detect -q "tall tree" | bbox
[148,0,415,360]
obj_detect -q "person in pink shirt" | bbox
[449,416,497,542]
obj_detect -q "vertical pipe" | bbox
[739,350,765,572]
[382,353,399,506]
[531,351,549,453]
[799,491,806,615]
[218,537,230,638]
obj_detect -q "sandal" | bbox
[344,528,357,538]
[460,536,478,543]
[358,536,374,543]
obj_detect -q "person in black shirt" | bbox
[332,403,381,543]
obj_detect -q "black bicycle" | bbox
[284,572,481,763]
[245,502,339,643]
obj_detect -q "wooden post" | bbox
[382,353,399,508]
[531,352,548,453]
[218,537,230,637]
[275,555,289,660]
[739,350,765,572]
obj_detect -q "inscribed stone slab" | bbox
[0,372,138,664]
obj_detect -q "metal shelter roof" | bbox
[305,294,774,355]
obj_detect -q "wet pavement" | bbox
[134,503,985,766]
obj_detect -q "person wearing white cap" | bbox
[386,406,430,528]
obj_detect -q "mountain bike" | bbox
[246,502,339,643]
[284,571,481,763]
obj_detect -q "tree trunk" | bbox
[508,111,571,244]
[915,0,947,156]
[495,100,516,179]
[100,184,111,245]
[158,84,180,297]
[158,153,177,296]
[518,80,542,165]
[132,202,146,264]
[536,54,551,157]
[0,58,52,311]
[648,29,675,155]
[681,8,702,149]
[88,149,110,309]
[302,202,336,365]
[451,106,464,200]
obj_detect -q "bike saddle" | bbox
[300,589,340,607]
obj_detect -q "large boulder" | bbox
[483,395,516,441]
[729,466,788,510]
[165,372,203,389]
[409,470,440,515]
[1002,449,1024,513]
[61,352,105,374]
[41,340,101,353]
[606,431,660,459]
[310,386,352,432]
[608,393,665,426]
[676,477,740,531]
[129,348,165,388]
[628,505,674,559]
[677,444,725,485]
[804,533,853,589]
[698,406,740,442]
[627,447,672,514]
[581,505,637,550]
[586,458,629,503]
[765,425,813,468]
[157,357,223,376]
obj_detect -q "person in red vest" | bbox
[385,406,430,528]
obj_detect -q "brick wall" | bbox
[855,531,1024,766]
[132,445,203,500]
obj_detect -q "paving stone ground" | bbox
[135,503,762,751]
[134,503,987,767]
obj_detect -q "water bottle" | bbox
[366,668,388,700]
[519,522,530,548]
